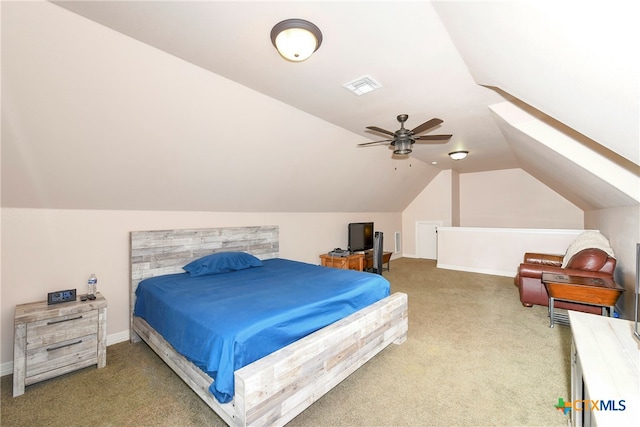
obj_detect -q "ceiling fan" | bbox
[359,114,452,155]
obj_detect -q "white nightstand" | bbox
[13,292,107,397]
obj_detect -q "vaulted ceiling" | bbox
[2,1,638,213]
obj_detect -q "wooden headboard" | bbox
[129,225,279,340]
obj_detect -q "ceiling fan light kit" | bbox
[270,19,322,62]
[393,140,413,155]
[449,150,469,160]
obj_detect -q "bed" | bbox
[130,226,408,426]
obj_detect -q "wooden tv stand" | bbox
[319,253,364,271]
[319,251,393,272]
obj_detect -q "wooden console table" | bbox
[320,251,392,273]
[569,311,639,426]
[319,253,364,271]
[541,273,624,327]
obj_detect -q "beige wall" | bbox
[2,1,437,214]
[459,169,584,228]
[585,205,640,318]
[401,170,455,256]
[451,170,460,226]
[0,208,400,369]
[402,168,584,257]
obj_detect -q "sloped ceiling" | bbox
[2,1,441,213]
[433,0,640,210]
[48,0,517,173]
[433,1,639,165]
[2,1,639,213]
[490,101,638,211]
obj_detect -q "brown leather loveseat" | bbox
[514,248,616,314]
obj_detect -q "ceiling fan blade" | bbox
[411,118,444,135]
[366,126,395,137]
[358,139,392,146]
[415,134,453,141]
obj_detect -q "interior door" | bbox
[416,221,440,260]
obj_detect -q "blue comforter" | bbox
[134,258,390,403]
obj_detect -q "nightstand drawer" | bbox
[26,311,98,350]
[26,333,98,378]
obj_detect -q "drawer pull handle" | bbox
[47,315,83,325]
[47,340,83,352]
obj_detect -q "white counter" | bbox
[569,311,639,426]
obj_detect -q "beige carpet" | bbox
[1,258,572,426]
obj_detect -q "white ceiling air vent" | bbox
[343,75,382,96]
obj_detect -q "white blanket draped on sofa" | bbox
[562,231,615,268]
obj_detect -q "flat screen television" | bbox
[348,222,374,253]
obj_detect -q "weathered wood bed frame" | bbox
[130,226,408,426]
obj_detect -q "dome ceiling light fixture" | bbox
[270,19,323,62]
[449,150,469,160]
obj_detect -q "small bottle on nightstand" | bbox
[87,273,98,300]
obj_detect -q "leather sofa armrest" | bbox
[518,263,565,279]
[518,263,614,281]
[556,267,614,280]
[523,252,563,267]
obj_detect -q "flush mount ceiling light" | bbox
[270,19,322,62]
[449,150,469,160]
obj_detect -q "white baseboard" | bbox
[107,330,130,346]
[1,330,131,377]
[1,361,13,377]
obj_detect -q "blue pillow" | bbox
[183,252,263,277]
